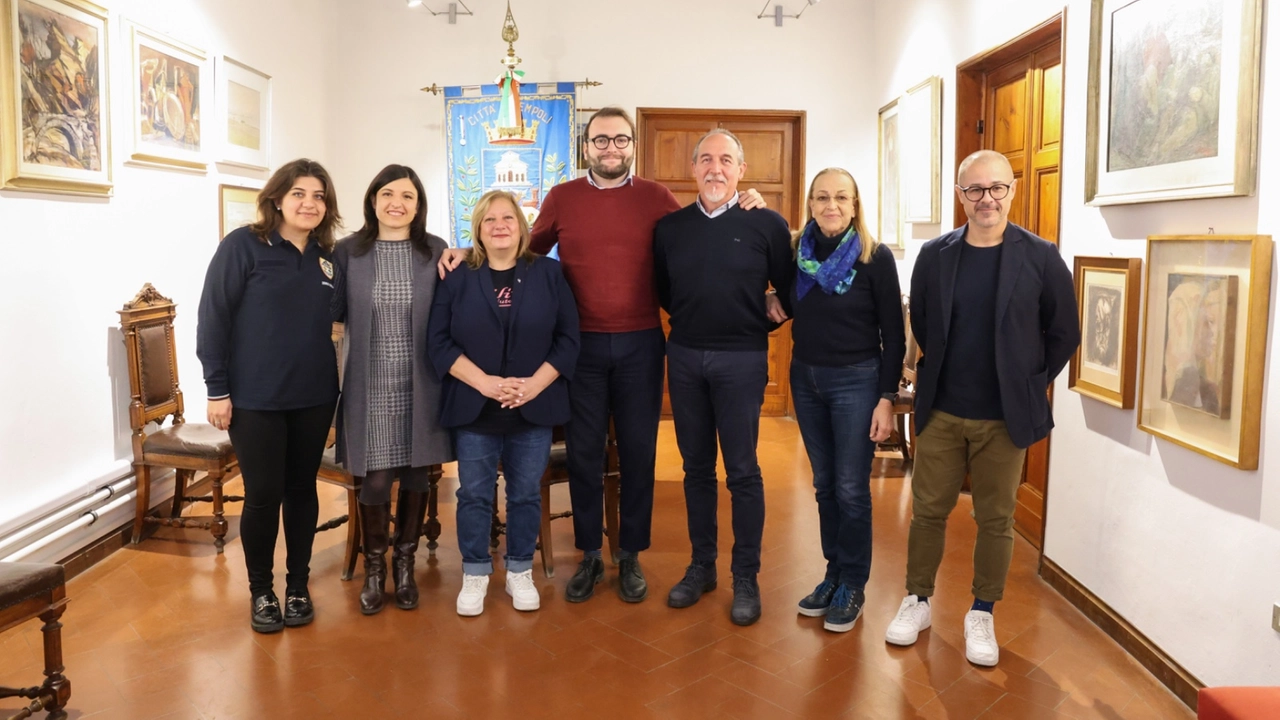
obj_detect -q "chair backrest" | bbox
[902,294,919,386]
[118,285,185,439]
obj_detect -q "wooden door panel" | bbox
[653,131,697,182]
[1038,62,1063,149]
[736,131,786,183]
[1034,169,1060,243]
[761,325,793,416]
[991,79,1027,157]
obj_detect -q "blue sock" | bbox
[916,595,929,604]
[583,549,602,559]
[616,549,636,561]
[971,598,995,614]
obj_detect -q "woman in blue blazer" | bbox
[427,190,580,617]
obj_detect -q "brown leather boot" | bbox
[358,502,390,615]
[392,488,428,610]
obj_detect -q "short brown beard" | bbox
[588,152,633,180]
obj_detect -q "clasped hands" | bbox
[481,375,547,408]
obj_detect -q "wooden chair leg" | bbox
[490,479,502,550]
[132,464,151,545]
[209,469,228,554]
[342,487,360,581]
[170,469,192,518]
[539,480,554,578]
[425,464,442,555]
[39,600,70,720]
[603,474,621,565]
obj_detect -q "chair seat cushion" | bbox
[1199,687,1280,720]
[143,423,233,458]
[548,442,567,472]
[0,562,64,610]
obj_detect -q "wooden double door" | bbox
[957,19,1064,548]
[635,109,806,418]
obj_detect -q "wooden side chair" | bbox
[884,295,920,466]
[118,285,241,552]
[0,562,71,720]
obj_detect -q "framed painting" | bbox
[0,0,111,195]
[901,76,941,223]
[218,184,258,240]
[576,106,597,173]
[127,21,208,171]
[1137,235,1272,469]
[877,98,903,253]
[1069,256,1142,408]
[216,56,270,170]
[1085,0,1263,205]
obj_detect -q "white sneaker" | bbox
[885,595,932,646]
[505,569,540,611]
[964,609,999,666]
[456,574,489,616]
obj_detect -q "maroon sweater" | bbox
[531,176,680,333]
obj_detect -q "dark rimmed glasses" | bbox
[957,183,1012,202]
[588,134,633,150]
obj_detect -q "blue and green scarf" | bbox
[795,220,861,301]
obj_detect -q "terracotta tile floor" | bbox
[0,418,1193,719]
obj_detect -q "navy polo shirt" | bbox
[196,225,339,411]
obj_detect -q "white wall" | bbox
[0,0,338,539]
[870,0,1280,687]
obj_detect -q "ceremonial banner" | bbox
[444,82,575,248]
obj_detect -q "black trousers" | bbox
[228,401,336,595]
[666,342,768,577]
[565,328,665,554]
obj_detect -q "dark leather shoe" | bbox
[284,587,315,628]
[617,556,648,603]
[731,575,762,626]
[797,578,839,617]
[250,592,284,634]
[393,489,428,610]
[667,563,717,609]
[565,556,605,603]
[359,502,390,616]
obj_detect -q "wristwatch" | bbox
[881,392,899,403]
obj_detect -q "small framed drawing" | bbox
[1137,235,1272,469]
[1069,256,1142,408]
[877,99,903,253]
[901,76,941,223]
[126,21,209,171]
[576,107,597,173]
[219,184,259,239]
[216,56,271,170]
[0,0,112,196]
[1085,0,1263,205]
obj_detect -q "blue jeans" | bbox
[790,358,880,590]
[454,427,552,576]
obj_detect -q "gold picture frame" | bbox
[901,75,941,223]
[1084,0,1263,205]
[576,106,598,173]
[1137,235,1272,469]
[0,0,112,196]
[1069,256,1142,408]
[877,98,903,254]
[218,184,259,240]
[126,20,209,172]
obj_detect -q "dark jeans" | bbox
[566,328,664,554]
[790,359,880,590]
[454,427,552,575]
[666,342,768,577]
[227,401,336,595]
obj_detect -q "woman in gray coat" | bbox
[332,164,454,615]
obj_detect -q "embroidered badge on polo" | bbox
[319,258,334,279]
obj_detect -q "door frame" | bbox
[953,13,1066,556]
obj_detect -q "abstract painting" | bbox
[1,0,112,195]
[216,56,270,170]
[1160,272,1237,418]
[128,22,207,170]
[1084,283,1123,372]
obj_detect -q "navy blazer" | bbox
[909,223,1080,449]
[427,256,580,428]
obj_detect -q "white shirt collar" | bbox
[696,192,740,218]
[586,169,634,189]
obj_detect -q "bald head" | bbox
[957,150,1013,186]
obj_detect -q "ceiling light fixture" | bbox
[757,0,820,26]
[407,0,473,24]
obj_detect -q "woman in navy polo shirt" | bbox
[197,158,342,634]
[427,190,579,617]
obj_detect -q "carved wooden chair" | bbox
[0,562,71,719]
[118,285,241,552]
[883,295,919,466]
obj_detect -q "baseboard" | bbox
[1039,557,1202,712]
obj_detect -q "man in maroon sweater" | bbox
[441,107,764,603]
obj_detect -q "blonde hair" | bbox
[467,190,534,269]
[796,167,878,264]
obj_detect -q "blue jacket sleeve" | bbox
[196,233,253,400]
[426,273,464,382]
[544,262,581,381]
[909,245,930,359]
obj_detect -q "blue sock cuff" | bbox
[583,549,603,559]
[971,598,995,614]
[916,595,929,604]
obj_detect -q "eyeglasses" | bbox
[811,194,856,206]
[588,134,632,150]
[958,183,1012,202]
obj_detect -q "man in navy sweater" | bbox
[654,129,793,626]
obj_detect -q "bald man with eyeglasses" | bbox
[884,149,1079,667]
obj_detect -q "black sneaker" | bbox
[617,556,648,603]
[284,587,315,628]
[667,563,717,608]
[822,585,864,633]
[730,575,762,626]
[564,556,605,603]
[250,592,284,634]
[797,578,839,617]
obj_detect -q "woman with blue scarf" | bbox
[767,168,906,633]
